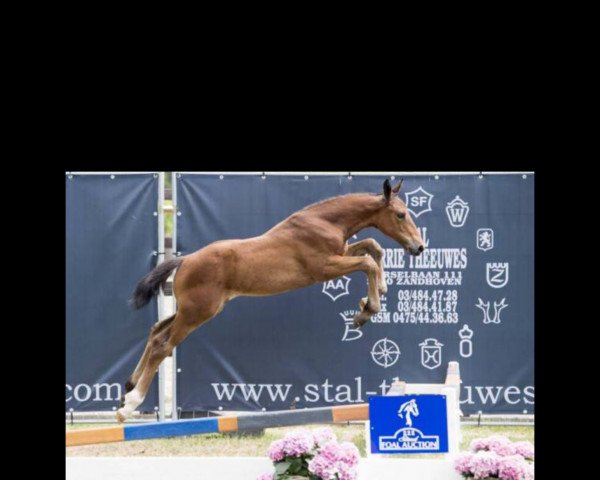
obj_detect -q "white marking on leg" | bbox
[117,388,145,419]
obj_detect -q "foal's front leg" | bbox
[322,255,381,329]
[345,238,387,295]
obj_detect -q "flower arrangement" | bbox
[454,435,534,479]
[257,427,360,480]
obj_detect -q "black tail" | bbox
[129,257,184,310]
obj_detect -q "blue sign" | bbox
[369,395,448,454]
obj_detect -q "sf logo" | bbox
[404,186,433,218]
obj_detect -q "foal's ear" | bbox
[392,178,404,194]
[383,178,392,202]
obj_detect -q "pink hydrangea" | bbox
[313,427,337,447]
[498,454,532,480]
[282,428,315,457]
[308,438,360,480]
[256,473,273,480]
[267,438,286,462]
[338,461,359,480]
[491,441,517,457]
[454,451,474,475]
[512,440,534,460]
[470,451,500,478]
[470,434,512,453]
[456,440,534,479]
[524,461,535,479]
[308,454,338,479]
[264,427,359,480]
[339,442,360,466]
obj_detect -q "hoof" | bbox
[358,297,369,310]
[116,409,127,423]
[353,314,369,329]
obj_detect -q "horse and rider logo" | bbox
[419,338,444,370]
[476,298,508,324]
[322,276,351,301]
[477,228,494,251]
[397,399,419,427]
[445,196,470,227]
[404,186,434,218]
[486,263,509,288]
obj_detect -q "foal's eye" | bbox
[397,213,405,220]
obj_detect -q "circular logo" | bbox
[371,338,401,368]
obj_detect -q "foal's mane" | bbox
[299,192,381,213]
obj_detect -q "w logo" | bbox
[445,196,469,227]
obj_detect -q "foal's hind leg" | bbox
[346,238,387,295]
[117,296,225,422]
[123,314,176,395]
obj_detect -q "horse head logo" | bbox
[397,399,419,427]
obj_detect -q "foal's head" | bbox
[374,179,425,256]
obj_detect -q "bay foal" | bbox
[117,178,424,422]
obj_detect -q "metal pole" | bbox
[171,171,178,421]
[157,172,166,422]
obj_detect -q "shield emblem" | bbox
[404,186,434,218]
[486,263,509,288]
[445,196,469,227]
[419,338,443,370]
[322,276,351,301]
[476,228,494,251]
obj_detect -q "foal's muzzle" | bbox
[409,244,424,256]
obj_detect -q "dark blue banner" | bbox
[175,174,534,414]
[66,173,159,411]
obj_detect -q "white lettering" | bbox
[304,384,319,402]
[523,386,535,404]
[503,386,521,404]
[263,384,293,402]
[475,386,504,404]
[211,383,293,402]
[211,383,238,401]
[74,384,92,402]
[335,384,353,403]
[93,383,121,401]
[461,385,534,407]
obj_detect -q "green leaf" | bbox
[289,458,303,474]
[274,461,291,475]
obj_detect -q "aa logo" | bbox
[322,276,351,301]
